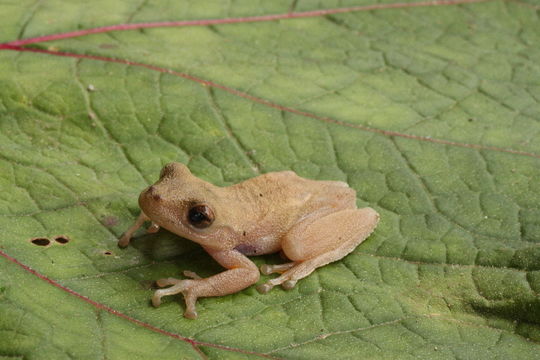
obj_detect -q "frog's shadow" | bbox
[122,229,292,313]
[128,229,209,266]
[125,228,285,279]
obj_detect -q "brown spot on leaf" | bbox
[102,216,119,227]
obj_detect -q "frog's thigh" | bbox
[282,207,379,262]
[258,208,379,293]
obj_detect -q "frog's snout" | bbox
[147,185,162,201]
[139,185,163,211]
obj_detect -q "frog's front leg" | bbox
[257,207,379,293]
[153,247,259,319]
[118,211,161,248]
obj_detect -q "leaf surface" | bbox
[1,0,539,359]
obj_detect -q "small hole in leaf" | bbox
[31,238,50,246]
[103,251,113,256]
[54,235,70,244]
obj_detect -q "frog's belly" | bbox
[234,235,281,256]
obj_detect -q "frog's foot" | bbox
[257,263,297,293]
[256,279,296,294]
[257,207,379,294]
[152,278,198,319]
[257,257,334,293]
[256,272,299,293]
[260,262,295,275]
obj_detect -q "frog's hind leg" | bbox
[256,207,379,294]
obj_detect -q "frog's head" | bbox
[138,162,236,249]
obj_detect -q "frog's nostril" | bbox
[147,186,161,201]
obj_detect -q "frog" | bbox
[118,162,379,319]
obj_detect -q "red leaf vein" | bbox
[0,249,280,359]
[2,0,490,47]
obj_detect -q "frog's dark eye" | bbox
[187,204,214,229]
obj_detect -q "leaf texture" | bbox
[0,0,539,359]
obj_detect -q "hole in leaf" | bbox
[103,251,113,256]
[54,235,70,244]
[31,238,50,246]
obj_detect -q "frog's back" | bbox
[243,171,356,211]
[225,171,357,254]
[247,171,314,197]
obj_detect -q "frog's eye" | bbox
[187,204,214,229]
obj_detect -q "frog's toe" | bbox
[184,309,198,319]
[117,233,131,248]
[182,292,199,319]
[281,280,297,290]
[152,279,188,307]
[260,264,273,275]
[183,270,202,279]
[152,291,164,307]
[260,262,295,275]
[256,282,274,294]
[156,277,180,287]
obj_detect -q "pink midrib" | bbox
[1,0,489,47]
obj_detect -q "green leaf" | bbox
[1,0,540,358]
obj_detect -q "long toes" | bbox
[183,270,201,279]
[281,280,297,290]
[256,283,274,294]
[156,278,179,287]
[152,280,187,306]
[155,279,169,287]
[152,292,163,307]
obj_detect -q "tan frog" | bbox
[119,162,379,319]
